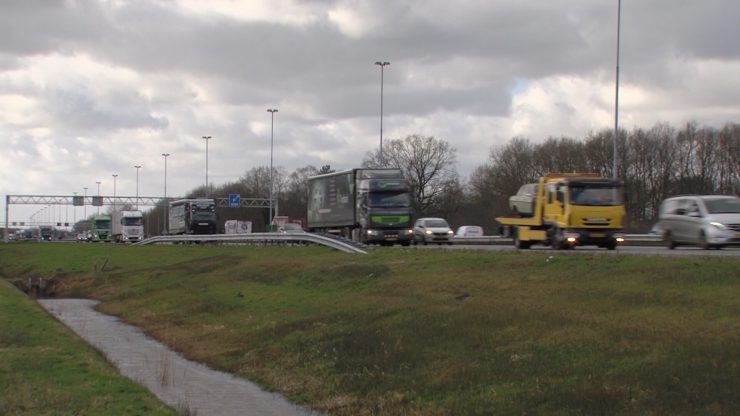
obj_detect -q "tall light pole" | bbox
[162,153,170,234]
[266,109,278,227]
[134,165,141,209]
[202,136,212,197]
[72,192,77,227]
[375,61,390,166]
[96,181,102,214]
[613,0,621,179]
[112,174,118,212]
[83,187,88,220]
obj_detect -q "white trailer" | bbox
[112,210,145,243]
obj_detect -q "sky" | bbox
[2,0,739,225]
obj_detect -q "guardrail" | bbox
[133,232,368,254]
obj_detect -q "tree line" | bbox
[140,121,738,235]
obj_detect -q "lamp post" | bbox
[83,187,88,220]
[613,0,621,179]
[266,109,278,228]
[96,181,102,214]
[374,61,390,166]
[202,136,212,197]
[162,153,170,234]
[112,174,118,211]
[134,165,141,209]
[72,192,77,227]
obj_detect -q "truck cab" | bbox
[91,215,113,242]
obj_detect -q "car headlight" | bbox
[367,229,378,236]
[447,230,454,235]
[425,230,433,235]
[408,229,414,234]
[709,221,727,230]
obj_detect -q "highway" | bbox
[414,241,740,258]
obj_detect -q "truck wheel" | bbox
[513,228,531,249]
[551,226,566,250]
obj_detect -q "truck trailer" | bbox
[497,173,626,250]
[112,210,145,243]
[307,168,413,245]
[168,198,218,235]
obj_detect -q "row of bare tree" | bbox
[140,121,738,234]
[470,122,739,232]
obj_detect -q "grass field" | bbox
[0,277,178,416]
[1,243,739,415]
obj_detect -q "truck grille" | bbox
[583,218,611,226]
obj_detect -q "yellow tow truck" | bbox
[497,173,626,250]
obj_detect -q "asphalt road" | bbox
[412,242,740,258]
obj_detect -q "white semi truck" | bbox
[111,210,145,243]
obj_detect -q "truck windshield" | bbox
[369,192,411,207]
[569,185,623,206]
[123,217,143,226]
[94,220,111,229]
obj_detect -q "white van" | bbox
[658,195,740,249]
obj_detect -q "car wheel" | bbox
[664,232,676,250]
[699,231,710,250]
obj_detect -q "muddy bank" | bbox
[39,299,321,416]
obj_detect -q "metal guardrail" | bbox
[133,232,368,254]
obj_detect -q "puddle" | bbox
[39,299,321,416]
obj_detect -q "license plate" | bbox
[386,237,397,241]
[590,233,606,238]
[198,222,209,226]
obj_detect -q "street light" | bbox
[202,136,212,197]
[112,174,118,211]
[72,192,77,227]
[267,109,278,228]
[162,153,170,234]
[83,187,88,219]
[96,181,102,214]
[613,0,622,179]
[375,61,390,166]
[134,165,142,209]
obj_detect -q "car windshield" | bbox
[369,192,411,207]
[426,219,449,228]
[569,185,623,206]
[703,198,740,214]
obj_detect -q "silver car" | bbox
[659,195,740,249]
[413,217,454,245]
[509,183,538,217]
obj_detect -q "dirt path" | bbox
[39,299,321,416]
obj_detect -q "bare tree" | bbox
[362,134,458,216]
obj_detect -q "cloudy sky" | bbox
[2,0,739,224]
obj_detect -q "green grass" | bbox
[0,278,178,416]
[1,243,739,415]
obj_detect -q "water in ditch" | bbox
[39,299,321,416]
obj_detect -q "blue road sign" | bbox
[229,193,240,207]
